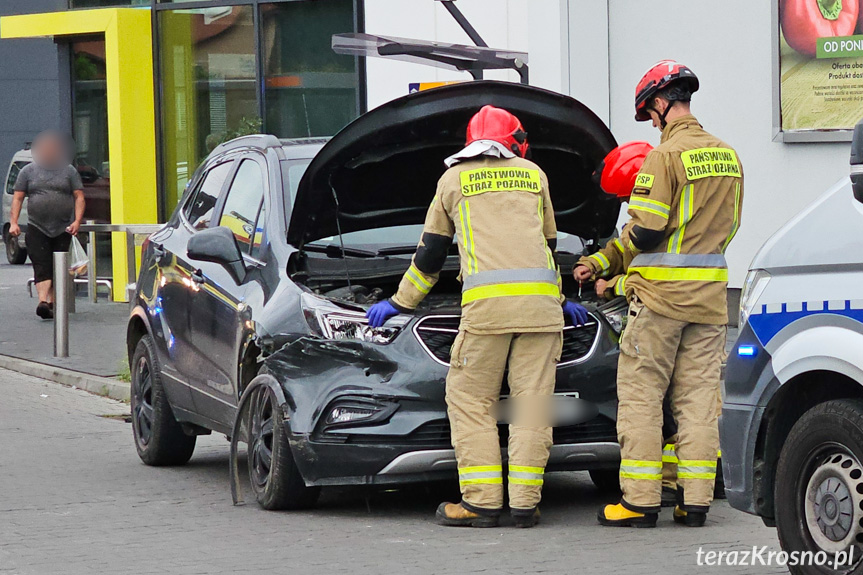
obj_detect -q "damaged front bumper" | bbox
[254,310,620,488]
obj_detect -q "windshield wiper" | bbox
[376,243,459,257]
[303,244,376,258]
[375,245,418,256]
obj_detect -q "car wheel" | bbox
[5,232,26,264]
[130,335,196,466]
[247,384,320,510]
[589,468,621,493]
[775,399,863,574]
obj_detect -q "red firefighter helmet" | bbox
[466,105,529,158]
[634,60,699,122]
[595,141,654,200]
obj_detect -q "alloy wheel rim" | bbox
[132,355,154,447]
[249,388,275,489]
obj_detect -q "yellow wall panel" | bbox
[1,8,158,301]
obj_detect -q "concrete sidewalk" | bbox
[0,260,129,379]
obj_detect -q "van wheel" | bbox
[775,400,863,574]
[130,335,196,466]
[5,232,26,264]
[247,384,320,510]
[589,468,621,493]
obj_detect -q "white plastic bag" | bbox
[69,236,89,277]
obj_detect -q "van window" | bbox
[6,161,30,195]
[183,161,233,230]
[218,159,266,255]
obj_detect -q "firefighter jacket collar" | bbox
[444,140,516,168]
[660,115,702,144]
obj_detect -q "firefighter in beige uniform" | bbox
[598,61,743,528]
[366,105,589,528]
[574,142,653,301]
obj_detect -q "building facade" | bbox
[365,0,859,287]
[0,0,363,221]
[1,0,857,288]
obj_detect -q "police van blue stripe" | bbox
[748,300,863,346]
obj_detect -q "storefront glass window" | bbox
[71,39,113,273]
[261,1,358,139]
[159,6,257,209]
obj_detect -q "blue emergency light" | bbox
[738,345,757,357]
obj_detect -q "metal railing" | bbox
[78,221,163,303]
[52,221,163,357]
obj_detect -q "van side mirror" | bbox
[851,118,863,203]
[187,226,247,284]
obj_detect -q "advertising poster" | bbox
[780,0,863,132]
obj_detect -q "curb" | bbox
[0,354,131,402]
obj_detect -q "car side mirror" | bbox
[187,226,247,284]
[851,118,863,203]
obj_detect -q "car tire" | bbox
[5,232,26,264]
[589,468,621,493]
[775,399,863,574]
[130,335,196,466]
[246,384,320,510]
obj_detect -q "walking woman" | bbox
[7,130,85,319]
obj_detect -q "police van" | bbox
[722,119,863,573]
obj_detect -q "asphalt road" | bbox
[0,368,788,575]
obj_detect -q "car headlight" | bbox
[318,310,402,344]
[302,294,406,344]
[740,269,771,327]
[598,297,629,335]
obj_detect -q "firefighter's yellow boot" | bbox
[673,505,707,527]
[435,502,500,528]
[597,503,658,528]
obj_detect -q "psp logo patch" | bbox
[634,174,655,189]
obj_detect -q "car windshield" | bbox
[283,159,586,256]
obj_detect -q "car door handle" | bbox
[190,270,205,285]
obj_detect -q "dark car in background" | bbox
[126,81,627,510]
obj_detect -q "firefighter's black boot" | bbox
[511,507,540,528]
[673,506,707,527]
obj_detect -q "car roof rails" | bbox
[211,134,283,155]
[332,0,529,84]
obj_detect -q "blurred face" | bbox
[33,132,69,168]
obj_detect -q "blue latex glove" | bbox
[366,300,399,328]
[563,300,589,327]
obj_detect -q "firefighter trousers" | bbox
[446,330,562,513]
[617,298,725,513]
[662,388,724,489]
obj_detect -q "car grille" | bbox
[413,314,600,366]
[339,416,617,447]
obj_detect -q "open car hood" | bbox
[289,81,619,248]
